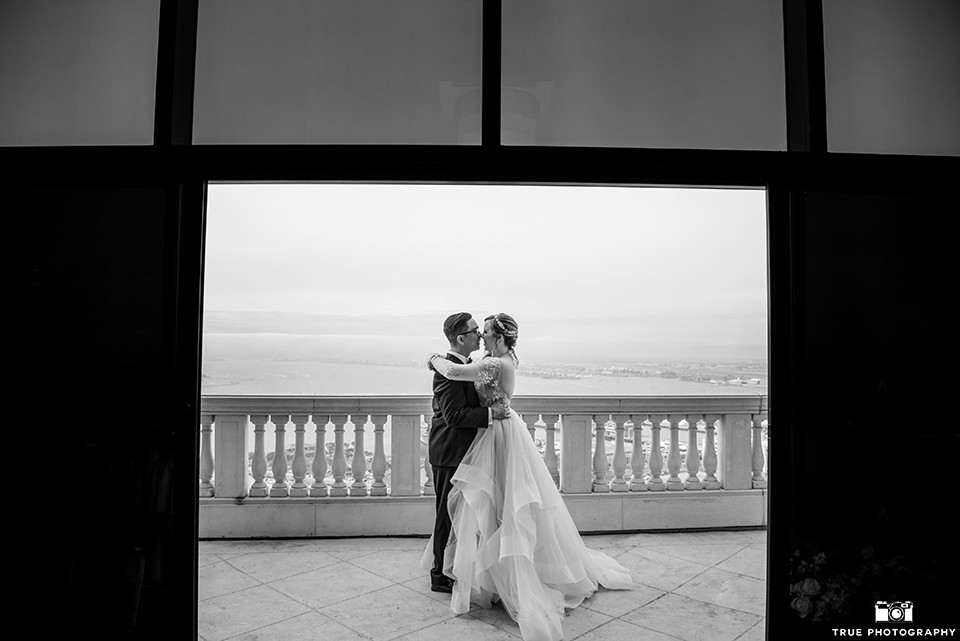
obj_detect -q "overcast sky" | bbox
[203,183,767,363]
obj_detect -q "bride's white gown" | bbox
[420,357,632,641]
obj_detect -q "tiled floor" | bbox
[199,530,767,641]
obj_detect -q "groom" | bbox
[428,312,504,593]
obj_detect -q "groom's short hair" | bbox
[443,312,473,342]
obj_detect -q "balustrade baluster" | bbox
[290,414,308,497]
[329,415,349,497]
[702,416,721,489]
[647,417,666,491]
[629,416,648,491]
[522,414,537,442]
[249,414,269,497]
[611,415,628,492]
[592,415,610,492]
[270,416,290,497]
[684,416,703,490]
[762,419,769,479]
[351,415,369,496]
[423,450,435,495]
[199,415,214,497]
[666,417,683,490]
[752,413,768,488]
[370,415,388,496]
[423,417,435,495]
[310,416,329,497]
[542,414,560,487]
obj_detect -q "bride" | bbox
[420,313,632,641]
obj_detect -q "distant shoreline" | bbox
[200,359,767,396]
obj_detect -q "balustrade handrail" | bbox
[200,394,767,417]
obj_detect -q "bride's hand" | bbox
[426,353,441,372]
[491,400,510,420]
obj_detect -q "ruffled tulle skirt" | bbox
[420,408,632,641]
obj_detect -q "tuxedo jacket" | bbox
[428,354,488,468]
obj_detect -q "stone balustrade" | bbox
[199,394,768,537]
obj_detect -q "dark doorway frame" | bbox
[4,1,958,638]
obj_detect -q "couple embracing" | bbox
[420,312,632,641]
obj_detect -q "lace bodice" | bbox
[475,356,509,409]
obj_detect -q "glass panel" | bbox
[823,0,960,156]
[501,0,786,149]
[194,0,482,144]
[0,0,159,146]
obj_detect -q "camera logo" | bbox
[875,601,913,622]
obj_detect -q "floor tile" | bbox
[622,593,760,641]
[319,537,429,558]
[199,540,264,555]
[575,619,684,641]
[393,615,517,641]
[199,560,261,601]
[581,582,665,618]
[197,585,311,641]
[716,547,766,581]
[225,550,341,583]
[691,530,767,545]
[270,561,393,609]
[561,605,614,640]
[736,619,765,641]
[468,602,524,638]
[348,549,427,584]
[400,576,461,606]
[636,543,746,568]
[673,567,766,616]
[614,548,711,592]
[318,584,455,641]
[198,554,221,568]
[228,611,367,641]
[583,545,631,560]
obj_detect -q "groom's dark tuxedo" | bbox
[428,353,488,590]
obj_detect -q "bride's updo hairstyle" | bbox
[485,313,519,366]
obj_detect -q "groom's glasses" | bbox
[458,329,481,338]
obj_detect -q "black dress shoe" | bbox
[429,573,454,593]
[430,581,453,593]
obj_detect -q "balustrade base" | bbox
[269,486,289,498]
[329,487,348,497]
[666,479,685,491]
[249,486,269,498]
[199,489,766,538]
[290,487,309,497]
[349,487,368,497]
[684,480,703,490]
[703,480,722,490]
[309,486,329,498]
[629,481,647,491]
[592,482,611,493]
[199,487,215,498]
[752,480,768,489]
[370,486,388,497]
[610,481,629,492]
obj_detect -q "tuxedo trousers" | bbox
[431,464,458,579]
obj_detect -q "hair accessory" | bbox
[494,314,518,337]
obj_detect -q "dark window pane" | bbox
[0,0,159,146]
[823,0,960,156]
[194,0,482,144]
[501,0,786,149]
